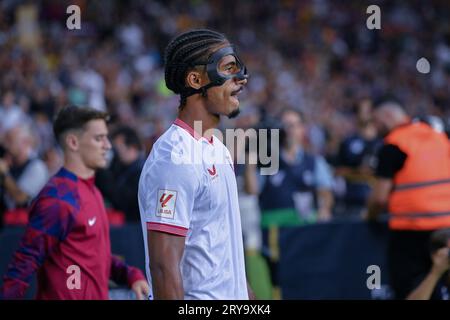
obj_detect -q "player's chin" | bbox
[229,95,240,108]
[96,159,108,169]
[227,104,240,119]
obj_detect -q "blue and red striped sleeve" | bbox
[110,255,146,288]
[0,196,75,299]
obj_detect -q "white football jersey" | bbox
[138,118,248,300]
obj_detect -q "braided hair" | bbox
[164,29,228,107]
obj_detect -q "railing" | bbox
[0,220,391,299]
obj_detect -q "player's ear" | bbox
[64,132,79,152]
[186,69,207,90]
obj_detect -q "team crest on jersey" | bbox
[207,164,219,181]
[156,189,177,219]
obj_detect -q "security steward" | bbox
[366,101,450,299]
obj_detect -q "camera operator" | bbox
[407,228,450,300]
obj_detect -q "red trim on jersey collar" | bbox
[173,118,214,145]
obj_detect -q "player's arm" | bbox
[364,144,405,220]
[147,230,186,299]
[366,178,392,220]
[109,255,148,299]
[0,197,72,299]
[140,150,198,300]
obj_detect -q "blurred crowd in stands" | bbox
[0,0,449,231]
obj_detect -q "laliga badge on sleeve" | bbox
[156,189,177,219]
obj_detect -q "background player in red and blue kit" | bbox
[0,106,149,299]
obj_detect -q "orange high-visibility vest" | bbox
[385,122,450,230]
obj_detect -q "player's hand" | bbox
[131,280,149,300]
[430,247,450,276]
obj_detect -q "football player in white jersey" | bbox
[138,29,253,299]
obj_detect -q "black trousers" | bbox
[388,230,433,299]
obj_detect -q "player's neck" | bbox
[63,156,96,180]
[178,105,219,140]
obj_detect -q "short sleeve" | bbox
[375,144,407,179]
[138,155,200,237]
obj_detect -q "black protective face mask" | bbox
[182,46,248,99]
